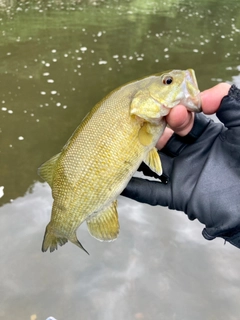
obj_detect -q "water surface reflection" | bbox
[1,182,240,319]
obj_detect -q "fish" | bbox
[38,69,201,254]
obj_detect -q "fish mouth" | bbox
[181,69,202,112]
[181,93,202,112]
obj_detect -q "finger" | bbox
[157,83,231,149]
[156,106,194,150]
[156,127,173,150]
[166,105,194,136]
[201,83,231,114]
[121,177,170,207]
[166,105,195,136]
[159,113,211,157]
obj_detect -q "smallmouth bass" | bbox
[38,69,201,253]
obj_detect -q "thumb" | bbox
[201,83,231,114]
[121,177,171,207]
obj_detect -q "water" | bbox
[1,0,240,319]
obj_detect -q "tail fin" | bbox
[41,224,89,255]
[41,224,68,253]
[69,233,89,255]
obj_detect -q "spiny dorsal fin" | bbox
[38,152,61,188]
[144,147,162,175]
[86,200,119,241]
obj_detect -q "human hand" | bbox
[128,83,231,182]
[156,82,231,149]
[122,83,240,248]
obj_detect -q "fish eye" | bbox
[163,76,173,85]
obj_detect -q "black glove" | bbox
[122,85,240,248]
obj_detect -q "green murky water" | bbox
[1,1,240,319]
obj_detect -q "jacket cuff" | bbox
[224,232,240,249]
[216,84,240,124]
[228,84,240,101]
[202,227,240,249]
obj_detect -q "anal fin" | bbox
[86,200,119,241]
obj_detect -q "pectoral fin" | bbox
[138,123,154,146]
[144,147,162,175]
[86,200,119,241]
[38,153,61,188]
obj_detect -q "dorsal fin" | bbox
[38,153,61,188]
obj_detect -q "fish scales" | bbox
[38,69,201,253]
[56,87,145,208]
